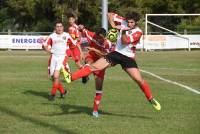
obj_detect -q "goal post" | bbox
[144,14,200,51]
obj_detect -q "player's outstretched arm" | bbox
[86,47,107,57]
[107,13,117,29]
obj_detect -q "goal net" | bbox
[144,14,200,51]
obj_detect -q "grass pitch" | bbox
[0,50,199,134]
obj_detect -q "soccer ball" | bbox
[107,28,118,42]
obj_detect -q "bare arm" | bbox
[121,30,129,44]
[77,43,84,60]
[121,35,129,44]
[107,13,116,28]
[87,47,107,57]
[42,43,51,53]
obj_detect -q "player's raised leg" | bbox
[65,57,110,83]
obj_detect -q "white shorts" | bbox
[50,54,65,76]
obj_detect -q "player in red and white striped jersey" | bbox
[65,12,161,117]
[42,20,77,101]
[78,25,114,115]
[67,14,83,69]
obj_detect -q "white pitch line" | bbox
[140,69,200,95]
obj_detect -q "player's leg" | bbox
[58,81,67,98]
[82,54,94,84]
[64,51,117,83]
[49,69,60,101]
[124,67,161,110]
[49,55,57,100]
[68,57,110,82]
[47,55,52,78]
[70,47,83,68]
[92,70,105,117]
[61,56,71,83]
[56,56,67,97]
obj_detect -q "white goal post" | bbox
[144,14,200,51]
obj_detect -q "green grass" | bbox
[0,50,200,134]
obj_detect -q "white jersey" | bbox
[115,27,143,58]
[110,13,143,58]
[44,32,76,55]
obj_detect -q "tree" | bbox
[0,0,200,33]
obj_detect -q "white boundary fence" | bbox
[0,34,200,50]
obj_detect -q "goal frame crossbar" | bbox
[144,14,200,51]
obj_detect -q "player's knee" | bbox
[134,77,144,85]
[53,74,59,79]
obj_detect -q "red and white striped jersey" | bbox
[68,24,80,39]
[116,27,142,58]
[110,12,128,28]
[68,24,81,49]
[43,32,76,55]
[82,29,113,57]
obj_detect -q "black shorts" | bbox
[105,51,138,69]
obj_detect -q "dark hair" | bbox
[96,28,106,37]
[67,13,76,18]
[125,12,140,22]
[54,19,63,26]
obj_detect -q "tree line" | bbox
[0,0,200,34]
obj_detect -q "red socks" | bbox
[72,65,92,81]
[57,82,65,94]
[139,80,153,100]
[93,92,102,112]
[51,82,59,95]
[51,82,65,95]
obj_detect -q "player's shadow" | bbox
[24,90,152,119]
[23,90,49,99]
[43,103,152,120]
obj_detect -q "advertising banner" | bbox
[0,35,200,50]
[0,35,47,49]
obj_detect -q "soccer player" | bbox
[78,25,114,117]
[42,20,78,101]
[67,14,84,68]
[64,11,161,117]
[66,14,87,83]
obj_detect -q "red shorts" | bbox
[85,53,105,79]
[68,47,81,62]
[85,52,99,63]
